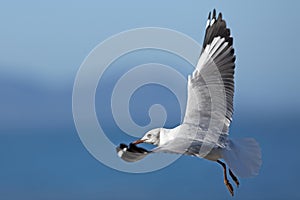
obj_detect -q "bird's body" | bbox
[117,9,262,196]
[151,126,224,161]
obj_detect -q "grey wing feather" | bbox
[183,10,235,144]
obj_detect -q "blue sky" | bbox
[1,0,300,199]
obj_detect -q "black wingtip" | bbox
[212,9,216,19]
[208,11,211,20]
[218,12,222,20]
[202,9,233,49]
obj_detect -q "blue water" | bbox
[1,110,299,200]
[1,41,299,200]
[1,48,299,199]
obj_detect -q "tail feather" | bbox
[222,138,262,178]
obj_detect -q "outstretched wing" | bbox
[183,10,235,141]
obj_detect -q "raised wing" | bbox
[183,10,235,140]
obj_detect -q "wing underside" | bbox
[182,9,236,145]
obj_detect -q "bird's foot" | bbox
[224,179,234,196]
[229,169,240,187]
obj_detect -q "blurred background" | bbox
[1,0,300,199]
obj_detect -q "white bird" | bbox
[117,9,262,196]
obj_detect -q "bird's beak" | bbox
[132,139,146,145]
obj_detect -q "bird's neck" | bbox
[159,126,179,146]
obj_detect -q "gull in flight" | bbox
[117,9,262,196]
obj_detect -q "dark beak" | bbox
[132,139,146,145]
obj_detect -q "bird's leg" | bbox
[217,160,234,196]
[229,168,240,187]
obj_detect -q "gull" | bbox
[117,9,262,196]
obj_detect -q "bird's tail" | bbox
[222,138,262,178]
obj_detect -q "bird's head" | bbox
[133,128,161,146]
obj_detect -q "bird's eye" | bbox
[147,134,152,138]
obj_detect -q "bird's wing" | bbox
[182,10,235,144]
